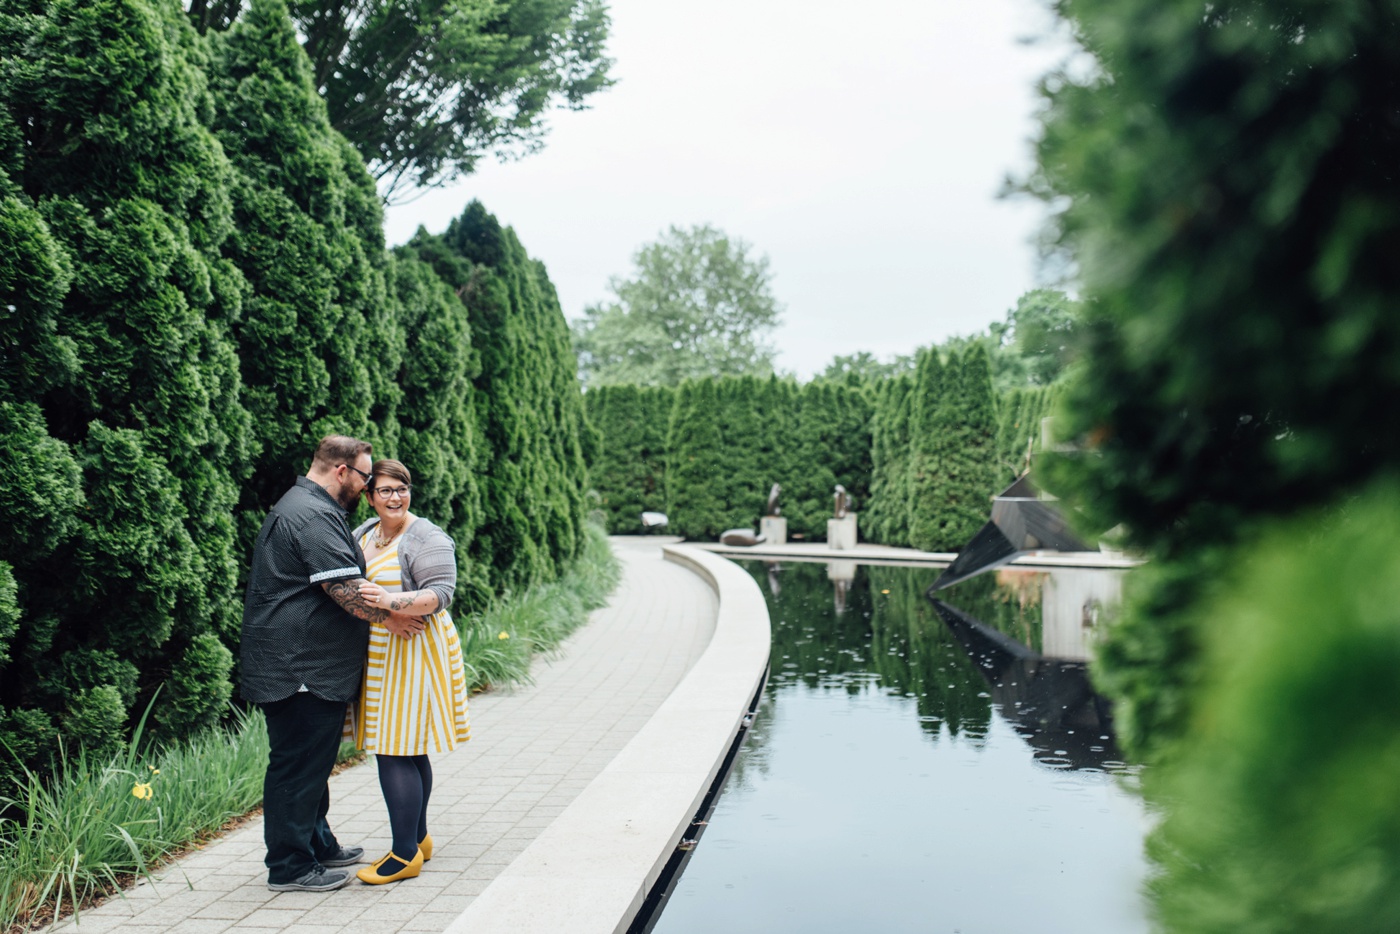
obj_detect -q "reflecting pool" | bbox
[646,560,1150,934]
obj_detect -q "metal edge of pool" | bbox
[443,544,773,934]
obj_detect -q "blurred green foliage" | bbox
[1024,0,1400,761]
[1147,483,1400,932]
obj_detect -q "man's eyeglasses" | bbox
[341,464,373,483]
[373,485,412,499]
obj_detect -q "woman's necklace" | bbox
[372,521,405,549]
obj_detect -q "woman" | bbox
[351,459,470,884]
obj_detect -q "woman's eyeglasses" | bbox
[373,485,412,498]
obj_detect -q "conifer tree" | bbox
[420,201,589,591]
[585,386,636,530]
[828,383,874,513]
[665,380,727,538]
[942,344,1001,542]
[587,384,678,532]
[387,249,483,594]
[717,376,767,530]
[0,0,253,752]
[778,380,828,540]
[864,379,898,541]
[638,386,673,518]
[906,350,948,550]
[208,0,396,533]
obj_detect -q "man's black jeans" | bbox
[261,692,348,884]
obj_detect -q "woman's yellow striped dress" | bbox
[354,536,470,754]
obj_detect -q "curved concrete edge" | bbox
[445,544,771,934]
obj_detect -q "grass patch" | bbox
[0,706,267,931]
[0,526,620,931]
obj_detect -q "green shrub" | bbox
[60,687,126,763]
[1146,482,1400,933]
[1028,0,1400,759]
[155,633,234,741]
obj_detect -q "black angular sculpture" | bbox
[929,474,1090,592]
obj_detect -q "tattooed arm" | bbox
[355,582,441,616]
[324,578,425,638]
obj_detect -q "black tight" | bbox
[376,754,433,860]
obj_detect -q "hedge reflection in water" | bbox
[648,558,1148,934]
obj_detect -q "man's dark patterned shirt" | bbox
[240,477,368,704]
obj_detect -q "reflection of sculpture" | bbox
[931,598,1122,770]
[833,485,851,519]
[827,560,855,615]
[766,484,782,517]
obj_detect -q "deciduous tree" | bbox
[573,224,783,386]
[188,0,615,201]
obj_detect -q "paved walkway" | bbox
[49,538,716,934]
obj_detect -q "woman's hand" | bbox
[359,580,389,608]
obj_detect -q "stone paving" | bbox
[46,537,715,934]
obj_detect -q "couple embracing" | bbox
[239,435,471,891]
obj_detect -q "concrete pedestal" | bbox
[827,513,858,550]
[759,515,787,545]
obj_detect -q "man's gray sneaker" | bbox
[268,866,352,892]
[319,845,364,867]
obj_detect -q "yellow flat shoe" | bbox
[419,833,433,862]
[356,848,423,885]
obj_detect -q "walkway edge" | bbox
[445,544,771,934]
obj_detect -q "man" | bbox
[240,435,425,892]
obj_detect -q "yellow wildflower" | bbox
[498,631,510,640]
[131,782,153,800]
[881,589,890,595]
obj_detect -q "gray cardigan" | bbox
[351,515,457,612]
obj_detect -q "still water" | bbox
[649,561,1150,934]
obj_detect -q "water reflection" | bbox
[648,560,1148,934]
[934,600,1120,770]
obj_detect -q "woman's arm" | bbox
[403,524,457,611]
[358,582,441,615]
[358,522,457,615]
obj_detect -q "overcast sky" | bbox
[383,0,1072,380]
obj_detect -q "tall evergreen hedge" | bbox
[0,0,593,782]
[995,385,1060,484]
[1,0,252,755]
[665,380,727,539]
[407,200,590,594]
[585,384,672,532]
[207,0,397,537]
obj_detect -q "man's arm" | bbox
[322,578,425,638]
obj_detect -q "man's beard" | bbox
[335,485,361,511]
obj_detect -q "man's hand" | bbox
[383,613,426,640]
[322,577,389,624]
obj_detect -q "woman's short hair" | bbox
[369,458,411,490]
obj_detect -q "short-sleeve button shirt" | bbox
[240,477,369,704]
